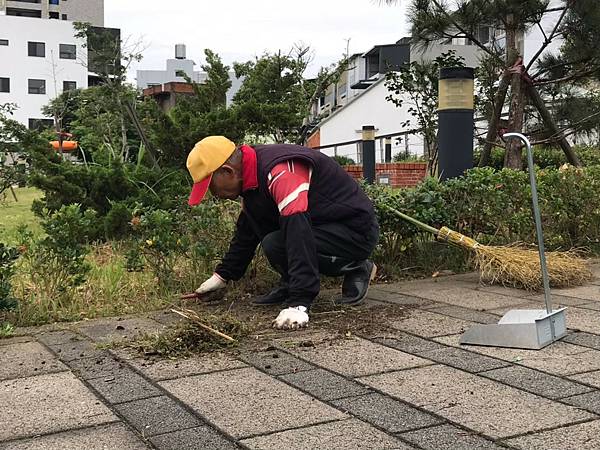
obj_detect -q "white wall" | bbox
[0,15,88,127]
[318,79,424,162]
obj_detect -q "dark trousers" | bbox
[261,221,379,281]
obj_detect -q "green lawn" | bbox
[0,187,43,244]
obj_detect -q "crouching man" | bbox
[188,136,379,330]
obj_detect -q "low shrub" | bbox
[0,242,19,313]
[474,145,600,169]
[367,165,600,276]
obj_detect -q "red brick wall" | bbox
[306,129,320,149]
[343,163,428,188]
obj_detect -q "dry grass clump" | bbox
[475,245,592,291]
[119,310,250,358]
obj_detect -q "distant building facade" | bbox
[307,38,481,161]
[137,44,243,108]
[0,0,104,26]
[0,0,118,129]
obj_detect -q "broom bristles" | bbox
[473,245,593,291]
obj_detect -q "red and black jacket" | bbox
[215,144,376,306]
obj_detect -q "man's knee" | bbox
[261,231,285,259]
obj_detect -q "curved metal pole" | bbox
[504,133,552,314]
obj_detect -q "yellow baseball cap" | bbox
[186,136,236,206]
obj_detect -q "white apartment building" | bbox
[0,14,88,128]
[0,0,104,26]
[308,39,481,161]
[137,44,243,107]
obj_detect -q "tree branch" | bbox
[526,3,570,71]
[429,0,503,64]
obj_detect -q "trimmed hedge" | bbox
[367,165,600,253]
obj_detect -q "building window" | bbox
[6,8,42,18]
[0,40,8,46]
[62,14,68,20]
[28,42,45,58]
[49,11,59,19]
[175,70,186,78]
[28,79,46,94]
[59,44,76,60]
[0,78,9,93]
[63,80,77,91]
[28,119,54,131]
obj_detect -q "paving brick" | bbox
[47,337,101,362]
[160,367,346,438]
[279,368,369,401]
[75,317,166,343]
[550,285,600,302]
[371,333,447,354]
[400,423,504,449]
[0,336,32,346]
[505,419,600,450]
[384,284,526,311]
[437,334,600,376]
[0,341,67,380]
[115,395,201,437]
[0,372,116,441]
[68,351,128,380]
[569,370,600,389]
[481,365,594,399]
[122,352,247,381]
[149,426,240,450]
[331,392,442,432]
[0,423,148,450]
[418,347,511,373]
[577,302,600,311]
[240,418,410,450]
[291,337,432,377]
[426,305,500,324]
[562,390,600,414]
[563,331,600,350]
[391,309,475,338]
[87,368,161,404]
[36,330,82,346]
[526,293,592,307]
[366,288,433,306]
[560,307,600,334]
[360,364,595,439]
[239,349,314,376]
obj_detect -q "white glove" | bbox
[195,273,226,295]
[272,306,309,330]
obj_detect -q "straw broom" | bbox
[384,206,592,291]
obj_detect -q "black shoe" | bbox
[336,260,377,306]
[252,283,288,305]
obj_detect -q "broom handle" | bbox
[382,205,440,236]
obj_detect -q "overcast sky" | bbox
[104,0,409,81]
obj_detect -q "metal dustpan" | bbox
[459,133,567,350]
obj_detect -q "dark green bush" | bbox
[104,202,133,240]
[332,155,355,166]
[28,144,191,240]
[474,145,600,169]
[368,165,600,252]
[18,205,94,298]
[0,243,19,312]
[366,165,600,276]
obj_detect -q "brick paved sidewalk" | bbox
[1,264,599,449]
